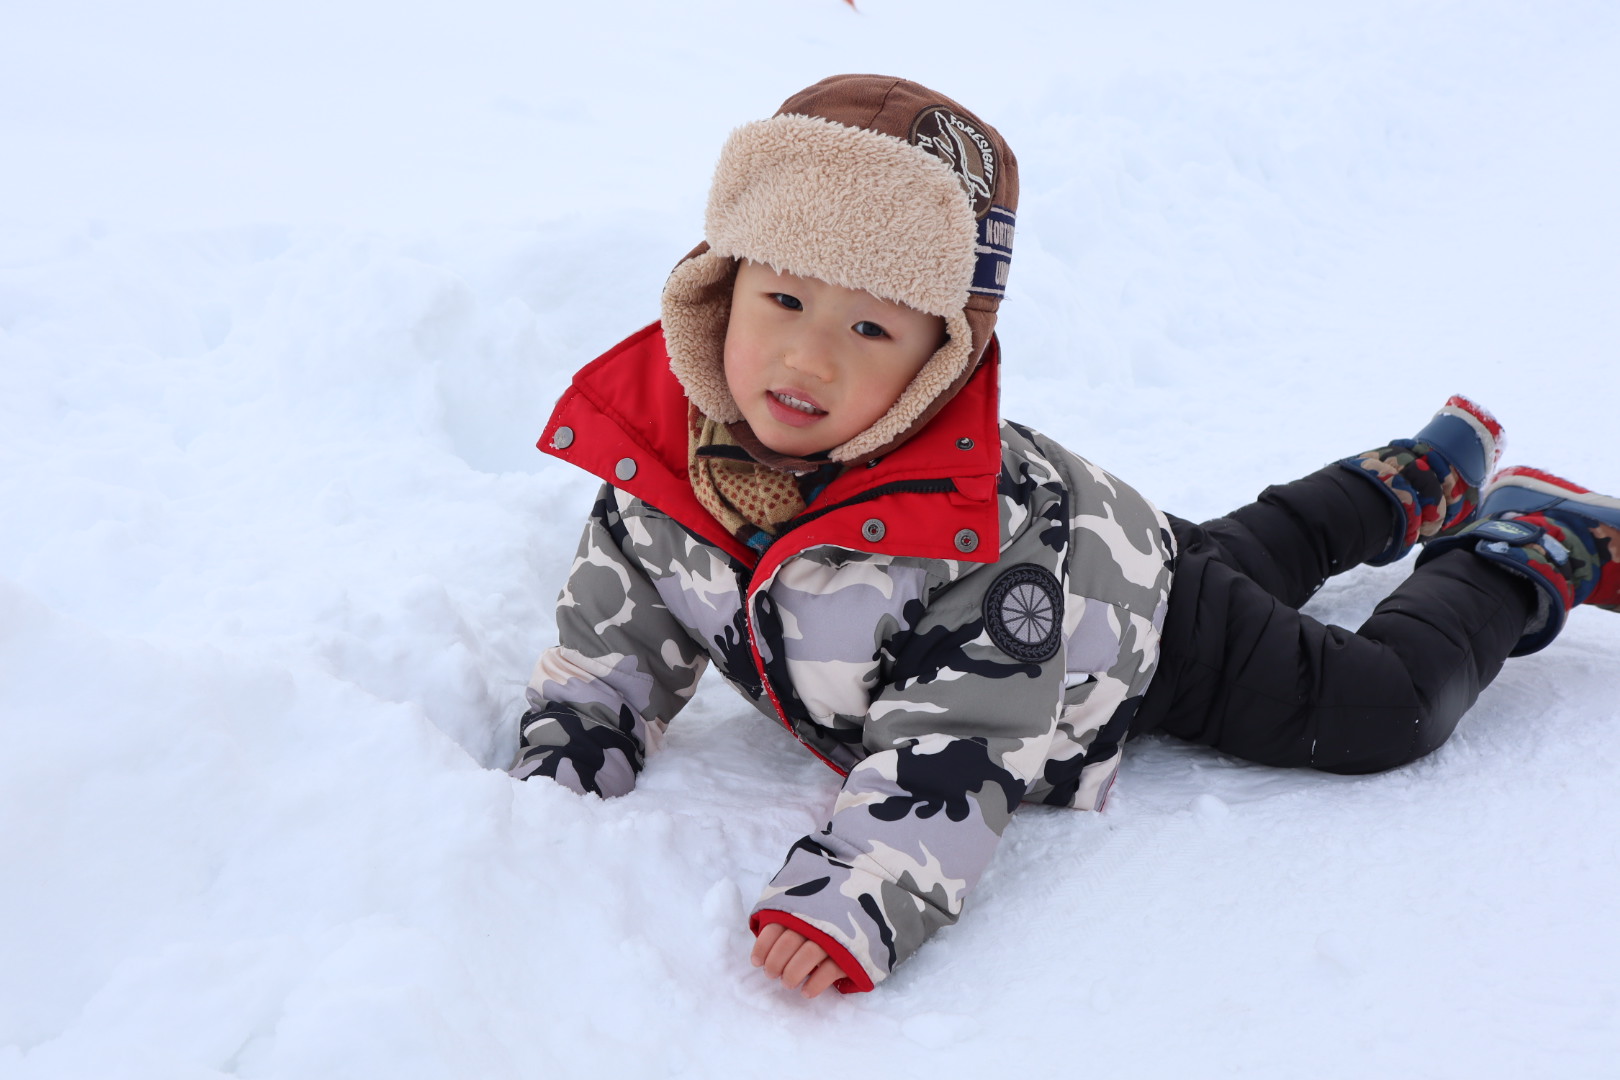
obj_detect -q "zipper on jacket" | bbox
[738,478,963,779]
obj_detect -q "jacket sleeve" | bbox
[749,486,1077,989]
[510,484,710,797]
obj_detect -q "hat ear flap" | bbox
[661,248,742,425]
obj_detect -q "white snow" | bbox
[4,1,1619,1076]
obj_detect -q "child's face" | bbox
[722,261,946,458]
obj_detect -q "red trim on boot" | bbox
[1445,394,1505,457]
[1493,465,1593,495]
[1592,551,1620,610]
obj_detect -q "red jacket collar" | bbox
[538,322,1003,570]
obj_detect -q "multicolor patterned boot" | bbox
[1340,394,1505,565]
[1417,466,1620,655]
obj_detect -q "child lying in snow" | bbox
[511,74,1620,997]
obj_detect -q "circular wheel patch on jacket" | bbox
[983,564,1063,663]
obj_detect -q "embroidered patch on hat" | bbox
[983,564,1063,663]
[909,105,997,219]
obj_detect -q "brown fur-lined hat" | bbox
[662,74,1019,467]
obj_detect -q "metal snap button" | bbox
[954,528,979,553]
[956,437,974,450]
[862,518,886,542]
[553,426,575,449]
[615,457,638,481]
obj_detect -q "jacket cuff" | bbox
[509,708,640,797]
[750,910,876,994]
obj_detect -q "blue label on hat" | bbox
[971,206,1015,299]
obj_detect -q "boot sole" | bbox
[1484,466,1620,525]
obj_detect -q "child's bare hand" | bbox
[751,923,849,998]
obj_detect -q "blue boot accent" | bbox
[1339,396,1503,565]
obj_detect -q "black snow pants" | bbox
[1133,464,1538,774]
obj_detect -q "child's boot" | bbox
[1417,466,1620,654]
[1340,394,1504,565]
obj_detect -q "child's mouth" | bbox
[766,390,827,426]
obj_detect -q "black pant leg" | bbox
[1138,488,1536,774]
[1196,464,1396,608]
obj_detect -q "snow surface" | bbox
[4,1,1619,1076]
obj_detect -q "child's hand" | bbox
[750,922,849,998]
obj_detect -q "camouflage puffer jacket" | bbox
[514,324,1175,991]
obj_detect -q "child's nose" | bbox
[781,325,838,380]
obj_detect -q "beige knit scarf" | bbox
[687,406,837,553]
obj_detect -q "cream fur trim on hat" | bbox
[662,113,980,465]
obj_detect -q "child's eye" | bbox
[770,293,803,311]
[852,321,887,339]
